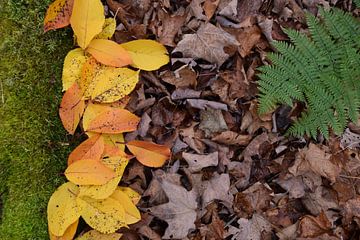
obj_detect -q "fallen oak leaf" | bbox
[87,39,132,67]
[84,106,140,134]
[76,230,122,240]
[49,219,78,240]
[59,82,86,134]
[47,182,81,236]
[126,140,171,167]
[62,48,87,92]
[70,0,105,49]
[65,159,116,185]
[44,0,74,32]
[121,40,169,71]
[68,133,105,165]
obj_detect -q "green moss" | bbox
[0,0,73,239]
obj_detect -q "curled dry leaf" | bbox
[44,0,74,32]
[87,39,132,67]
[84,106,140,134]
[70,0,105,49]
[47,182,81,236]
[77,196,126,233]
[65,159,116,185]
[126,140,171,167]
[90,67,139,103]
[49,219,78,240]
[212,131,252,146]
[68,134,105,165]
[59,83,86,134]
[76,230,122,240]
[182,151,219,172]
[62,48,87,91]
[121,40,169,71]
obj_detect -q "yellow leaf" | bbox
[59,83,86,134]
[87,39,132,67]
[80,57,101,99]
[126,140,171,167]
[67,134,105,165]
[49,219,78,240]
[79,156,129,199]
[70,0,105,49]
[90,67,139,103]
[118,187,141,204]
[77,196,126,233]
[121,39,169,71]
[82,103,108,131]
[47,182,81,236]
[76,230,122,240]
[65,159,116,185]
[62,48,87,91]
[111,188,141,225]
[44,0,74,32]
[96,18,116,39]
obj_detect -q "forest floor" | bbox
[1,0,360,239]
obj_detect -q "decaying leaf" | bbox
[68,134,105,165]
[149,180,198,239]
[173,23,239,66]
[77,196,126,233]
[44,0,74,32]
[202,173,233,207]
[85,106,140,134]
[126,140,171,167]
[62,48,87,91]
[65,159,116,185]
[47,182,81,236]
[182,151,219,172]
[70,0,105,49]
[212,131,252,146]
[87,39,132,67]
[59,83,86,134]
[49,219,78,240]
[76,230,122,240]
[227,214,272,240]
[121,40,169,71]
[90,67,139,103]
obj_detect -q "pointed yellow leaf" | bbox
[79,156,129,199]
[80,57,101,99]
[76,230,122,240]
[77,196,126,233]
[121,39,169,71]
[62,48,87,91]
[47,182,81,236]
[90,67,139,103]
[87,39,132,67]
[70,0,105,49]
[111,188,141,225]
[44,0,74,32]
[96,18,116,39]
[65,159,116,185]
[49,219,78,240]
[118,187,141,204]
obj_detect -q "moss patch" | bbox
[0,0,73,239]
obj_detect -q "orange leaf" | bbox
[68,134,105,165]
[65,159,116,185]
[80,57,101,99]
[126,140,171,167]
[86,39,132,67]
[86,108,140,134]
[59,83,85,134]
[44,0,74,32]
[49,219,78,240]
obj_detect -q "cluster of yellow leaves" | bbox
[44,0,171,238]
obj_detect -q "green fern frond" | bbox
[258,7,360,138]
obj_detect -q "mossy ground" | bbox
[0,0,73,239]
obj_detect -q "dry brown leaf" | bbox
[299,212,331,238]
[161,67,197,88]
[157,10,186,47]
[212,131,251,146]
[202,173,233,207]
[173,23,239,66]
[182,152,219,172]
[149,179,198,239]
[199,108,228,137]
[204,0,220,19]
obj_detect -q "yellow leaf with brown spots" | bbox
[62,48,87,91]
[96,18,116,39]
[76,230,122,240]
[44,0,74,32]
[111,188,141,224]
[49,219,78,240]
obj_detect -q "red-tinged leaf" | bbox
[65,159,116,185]
[126,140,171,167]
[59,83,85,134]
[44,0,74,32]
[68,134,105,165]
[86,39,132,67]
[86,108,140,134]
